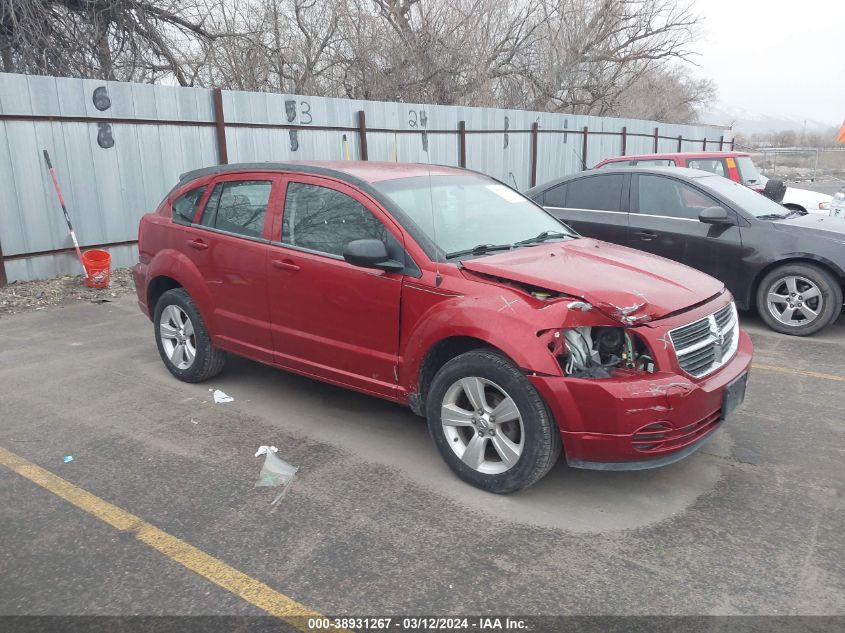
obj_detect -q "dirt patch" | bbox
[0,268,136,316]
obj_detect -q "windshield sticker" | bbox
[486,184,524,203]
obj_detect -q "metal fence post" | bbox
[357,111,369,161]
[677,135,683,152]
[212,88,228,165]
[621,126,627,156]
[581,126,589,169]
[0,238,7,287]
[530,122,539,187]
[653,127,659,153]
[719,135,724,151]
[458,120,467,168]
[702,137,708,151]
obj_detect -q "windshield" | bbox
[697,174,790,218]
[374,175,575,258]
[735,156,762,185]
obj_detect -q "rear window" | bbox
[199,180,271,238]
[632,159,675,167]
[563,175,625,212]
[735,156,762,185]
[171,186,206,225]
[598,160,633,167]
[687,158,726,177]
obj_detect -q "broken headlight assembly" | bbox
[541,326,656,378]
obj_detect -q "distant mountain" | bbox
[700,103,837,135]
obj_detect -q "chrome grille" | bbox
[669,303,739,378]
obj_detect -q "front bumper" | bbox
[528,326,753,470]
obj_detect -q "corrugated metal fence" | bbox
[0,72,733,283]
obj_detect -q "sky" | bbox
[692,0,844,125]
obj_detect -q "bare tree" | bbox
[526,0,702,115]
[0,0,215,84]
[2,0,715,124]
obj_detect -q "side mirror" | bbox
[343,239,404,272]
[699,206,733,225]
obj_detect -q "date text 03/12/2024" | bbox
[306,617,528,630]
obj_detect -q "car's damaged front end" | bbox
[455,239,753,470]
[529,296,751,470]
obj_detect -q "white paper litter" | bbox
[211,389,233,403]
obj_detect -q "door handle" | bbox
[187,239,208,250]
[272,259,300,272]
[635,230,657,241]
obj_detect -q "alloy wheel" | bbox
[440,377,525,475]
[766,275,823,327]
[159,304,197,369]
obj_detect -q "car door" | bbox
[627,173,744,287]
[540,173,629,245]
[267,175,404,399]
[183,173,280,363]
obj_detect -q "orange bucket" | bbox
[82,249,111,289]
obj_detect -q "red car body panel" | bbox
[134,161,752,469]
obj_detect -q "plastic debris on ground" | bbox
[63,455,73,463]
[210,389,233,403]
[254,445,299,506]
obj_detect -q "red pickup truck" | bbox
[134,161,752,493]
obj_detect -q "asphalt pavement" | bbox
[1,297,844,620]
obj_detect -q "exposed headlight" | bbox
[819,201,830,210]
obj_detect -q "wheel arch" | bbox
[411,336,511,416]
[146,250,216,329]
[751,257,845,310]
[147,275,182,315]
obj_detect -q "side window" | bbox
[636,175,718,220]
[198,180,271,238]
[632,159,675,167]
[281,182,387,257]
[171,186,206,225]
[544,183,568,207]
[688,158,726,177]
[565,175,624,212]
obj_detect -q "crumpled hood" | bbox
[460,239,725,323]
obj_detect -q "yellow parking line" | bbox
[0,446,343,631]
[752,363,845,382]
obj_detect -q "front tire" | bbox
[154,288,227,382]
[756,263,842,336]
[426,349,561,493]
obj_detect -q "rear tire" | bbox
[154,288,227,382]
[426,349,561,493]
[755,263,842,336]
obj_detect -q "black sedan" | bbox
[526,167,845,335]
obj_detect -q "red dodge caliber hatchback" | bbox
[134,161,752,493]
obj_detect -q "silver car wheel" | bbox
[441,377,524,475]
[159,304,196,370]
[766,275,823,327]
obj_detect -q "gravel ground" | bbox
[0,268,136,317]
